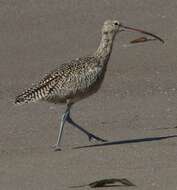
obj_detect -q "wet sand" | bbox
[0,1,177,189]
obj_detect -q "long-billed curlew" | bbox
[15,20,164,151]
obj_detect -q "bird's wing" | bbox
[44,56,100,99]
[15,63,71,104]
[15,56,99,104]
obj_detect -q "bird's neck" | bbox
[94,32,116,64]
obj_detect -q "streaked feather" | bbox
[15,56,104,104]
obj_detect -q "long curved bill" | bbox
[120,24,164,44]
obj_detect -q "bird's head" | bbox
[102,20,121,34]
[102,19,164,43]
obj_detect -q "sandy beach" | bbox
[0,1,177,189]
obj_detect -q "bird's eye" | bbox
[114,22,118,26]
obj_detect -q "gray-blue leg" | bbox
[52,104,107,151]
[66,114,107,142]
[52,106,70,151]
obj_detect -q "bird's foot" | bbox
[51,144,62,151]
[88,133,107,143]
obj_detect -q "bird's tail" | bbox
[15,85,45,104]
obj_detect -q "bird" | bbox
[15,19,164,151]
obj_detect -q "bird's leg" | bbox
[66,114,107,143]
[51,105,71,151]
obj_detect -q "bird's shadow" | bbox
[70,184,131,188]
[73,134,177,149]
[69,178,136,188]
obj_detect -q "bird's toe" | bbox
[51,144,62,151]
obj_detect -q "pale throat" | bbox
[95,31,116,62]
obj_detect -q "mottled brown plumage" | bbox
[15,20,163,150]
[16,56,102,104]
